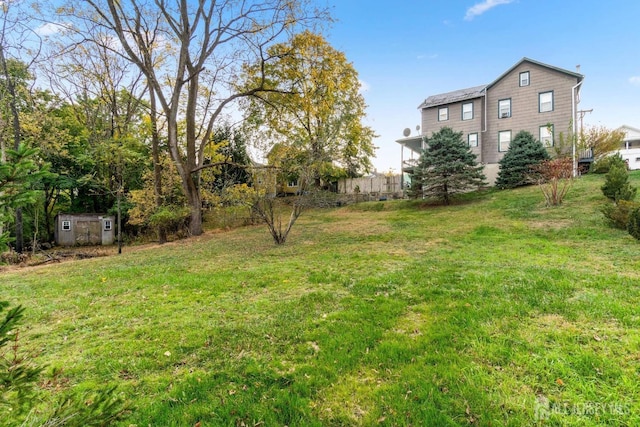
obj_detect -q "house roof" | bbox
[486,57,583,89]
[395,134,423,152]
[417,58,584,110]
[418,85,486,109]
[618,125,640,140]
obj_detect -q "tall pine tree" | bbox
[495,130,550,189]
[410,127,486,205]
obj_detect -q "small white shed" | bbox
[54,214,115,246]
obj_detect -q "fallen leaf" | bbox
[556,378,564,386]
[164,351,171,357]
[593,335,602,342]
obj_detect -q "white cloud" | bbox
[629,76,640,86]
[464,0,514,21]
[35,22,66,36]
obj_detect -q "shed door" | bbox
[76,220,102,245]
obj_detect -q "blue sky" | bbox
[324,0,640,173]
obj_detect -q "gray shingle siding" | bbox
[483,61,579,163]
[422,97,484,160]
[417,58,582,165]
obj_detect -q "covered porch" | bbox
[396,134,424,194]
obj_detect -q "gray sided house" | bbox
[398,58,584,185]
[55,214,115,246]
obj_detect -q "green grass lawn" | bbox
[3,172,640,426]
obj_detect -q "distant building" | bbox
[54,214,115,246]
[337,173,402,197]
[617,125,640,170]
[398,57,584,186]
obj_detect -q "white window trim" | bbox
[287,180,298,188]
[468,133,478,147]
[540,125,554,147]
[499,130,512,152]
[104,220,112,231]
[438,107,449,121]
[499,99,511,119]
[519,71,530,87]
[462,102,473,121]
[62,220,71,231]
[539,91,553,112]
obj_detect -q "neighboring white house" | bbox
[617,125,640,170]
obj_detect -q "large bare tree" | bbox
[0,0,42,253]
[61,0,328,236]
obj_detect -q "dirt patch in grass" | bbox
[0,246,117,272]
[526,219,573,230]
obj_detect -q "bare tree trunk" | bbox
[78,0,326,237]
[0,117,4,242]
[185,177,203,237]
[148,86,167,243]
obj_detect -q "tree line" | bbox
[0,1,376,253]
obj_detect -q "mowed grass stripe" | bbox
[2,172,640,425]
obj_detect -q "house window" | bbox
[287,179,298,187]
[540,125,554,147]
[499,131,512,152]
[462,102,473,120]
[498,99,511,118]
[519,71,530,87]
[468,133,478,147]
[438,107,449,121]
[104,220,112,231]
[62,220,71,231]
[539,91,553,112]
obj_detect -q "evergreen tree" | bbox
[627,207,640,240]
[0,145,48,252]
[495,130,550,189]
[602,162,636,202]
[410,127,486,205]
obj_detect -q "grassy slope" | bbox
[2,172,640,426]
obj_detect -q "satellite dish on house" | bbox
[403,128,411,137]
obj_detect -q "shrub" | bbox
[591,154,626,174]
[532,158,573,206]
[601,162,636,202]
[628,207,640,240]
[148,206,191,235]
[602,200,640,229]
[496,130,550,189]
